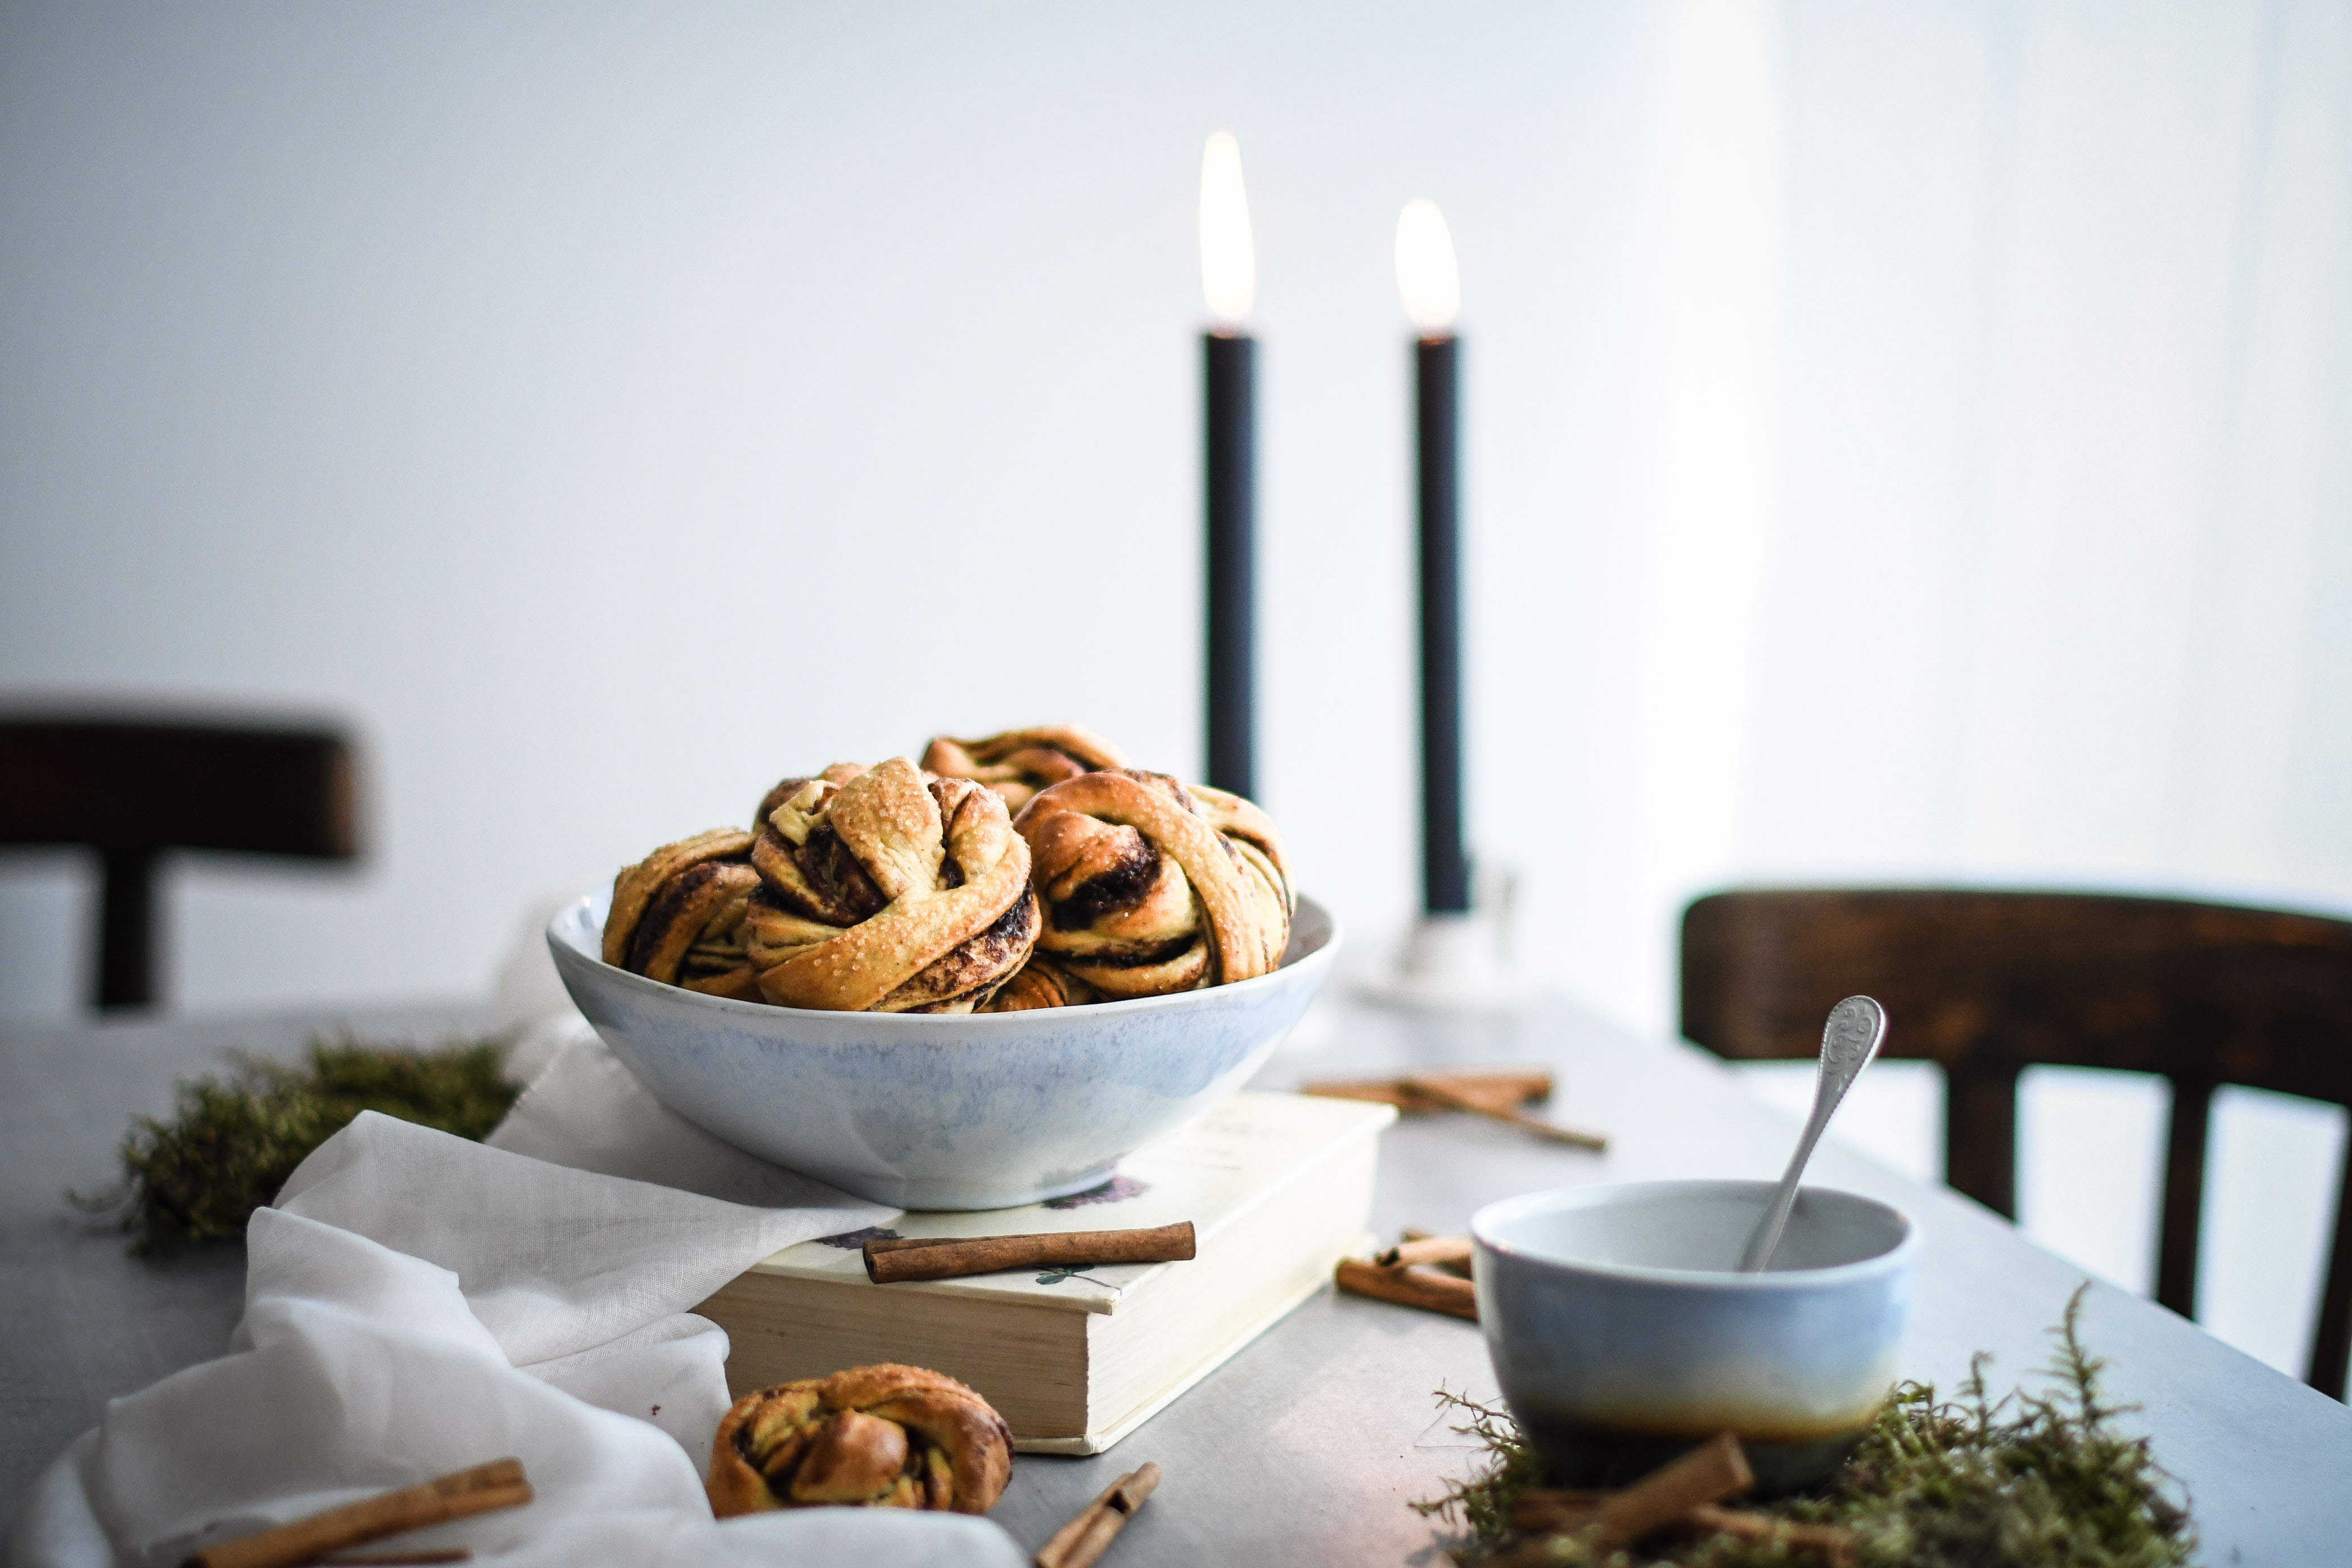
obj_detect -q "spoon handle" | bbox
[1737,1100,1833,1271]
[1736,996,1887,1272]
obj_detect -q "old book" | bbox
[696,1090,1396,1454]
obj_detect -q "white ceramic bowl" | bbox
[546,890,1340,1209]
[1472,1180,1918,1493]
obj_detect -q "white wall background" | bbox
[5,1,2350,1381]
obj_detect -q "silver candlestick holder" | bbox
[1357,867,1534,1013]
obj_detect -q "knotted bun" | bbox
[754,761,870,832]
[707,1363,1012,1516]
[1015,769,1293,1000]
[978,954,1095,1012]
[743,756,1039,1012]
[603,828,761,1000]
[920,725,1129,812]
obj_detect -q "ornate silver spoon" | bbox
[1736,995,1888,1272]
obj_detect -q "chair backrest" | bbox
[1680,887,2352,1398]
[0,715,360,1009]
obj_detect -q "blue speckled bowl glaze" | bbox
[546,890,1339,1210]
[1473,1181,1918,1493]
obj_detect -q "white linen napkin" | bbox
[9,1110,1028,1568]
[484,1025,859,1211]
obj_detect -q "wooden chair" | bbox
[0,715,361,1010]
[1681,887,2352,1397]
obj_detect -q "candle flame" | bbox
[1199,131,1255,331]
[1394,198,1460,335]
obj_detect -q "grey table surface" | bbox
[7,996,2351,1564]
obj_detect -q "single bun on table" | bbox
[920,724,1129,812]
[603,828,763,1000]
[707,1363,1013,1516]
[741,756,1040,1013]
[1015,769,1293,1000]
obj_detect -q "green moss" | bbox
[1416,1383,1548,1549]
[1416,1286,2195,1567]
[74,1034,519,1255]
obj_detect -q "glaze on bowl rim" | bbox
[1471,1179,1921,1291]
[548,889,1340,1032]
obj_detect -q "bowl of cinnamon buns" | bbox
[546,725,1339,1209]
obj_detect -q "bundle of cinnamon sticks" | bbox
[1334,1231,1477,1320]
[1495,1435,1854,1567]
[1302,1067,1607,1151]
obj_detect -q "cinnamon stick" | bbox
[1515,1499,1850,1563]
[855,1235,964,1252]
[1402,1074,1609,1151]
[1687,1504,1856,1565]
[1033,1462,1161,1568]
[183,1459,529,1568]
[1333,1258,1478,1320]
[1302,1067,1553,1112]
[1374,1235,1473,1270]
[865,1223,1195,1284]
[1590,1433,1752,1546]
[1509,1454,1846,1560]
[1509,1487,1612,1533]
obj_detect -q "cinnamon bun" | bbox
[1015,770,1293,1000]
[707,1364,1012,1516]
[754,761,870,833]
[978,954,1095,1012]
[743,757,1039,1012]
[603,828,761,1000]
[919,725,1129,812]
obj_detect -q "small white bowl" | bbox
[1472,1181,1918,1492]
[546,890,1340,1209]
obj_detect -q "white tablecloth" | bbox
[10,1022,1033,1568]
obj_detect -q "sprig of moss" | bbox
[1418,1285,2195,1567]
[1414,1386,1545,1551]
[73,1033,518,1255]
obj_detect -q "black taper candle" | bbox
[1204,330,1256,801]
[1415,334,1470,915]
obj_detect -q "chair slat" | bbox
[1944,1064,2019,1218]
[2155,1077,2213,1318]
[97,847,158,1010]
[2309,1142,2352,1398]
